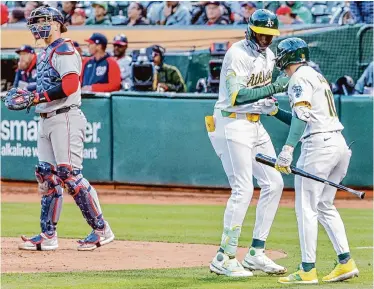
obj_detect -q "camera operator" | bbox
[152,45,186,93]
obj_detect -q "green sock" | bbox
[302,262,315,272]
[338,252,351,264]
[251,238,265,249]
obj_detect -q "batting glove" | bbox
[252,97,279,115]
[275,145,294,174]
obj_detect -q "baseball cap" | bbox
[152,45,166,56]
[73,8,86,17]
[85,33,108,46]
[205,1,220,6]
[241,1,257,8]
[276,6,293,16]
[15,45,35,54]
[113,34,128,46]
[92,1,108,11]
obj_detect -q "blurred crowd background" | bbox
[1,1,373,27]
[0,1,373,96]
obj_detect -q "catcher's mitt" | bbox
[2,88,35,112]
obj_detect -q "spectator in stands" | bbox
[13,45,37,91]
[1,4,9,25]
[81,33,121,92]
[355,62,373,95]
[8,8,26,24]
[61,1,77,25]
[276,5,304,24]
[148,1,191,25]
[71,8,86,25]
[350,1,373,24]
[85,2,112,25]
[24,1,40,20]
[152,45,186,93]
[200,1,230,25]
[112,34,133,90]
[124,2,149,26]
[191,1,207,24]
[285,1,313,24]
[236,2,256,25]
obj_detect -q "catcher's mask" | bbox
[27,6,67,40]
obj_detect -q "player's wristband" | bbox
[285,116,307,147]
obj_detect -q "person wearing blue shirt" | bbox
[355,62,373,95]
[13,45,37,91]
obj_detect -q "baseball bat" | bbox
[255,153,365,200]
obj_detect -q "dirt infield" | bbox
[1,181,372,208]
[1,181,371,273]
[2,238,286,273]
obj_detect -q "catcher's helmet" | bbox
[275,37,310,70]
[247,9,280,37]
[27,6,67,40]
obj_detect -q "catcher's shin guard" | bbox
[35,162,64,235]
[57,165,105,230]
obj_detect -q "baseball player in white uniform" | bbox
[206,9,290,277]
[5,6,115,251]
[270,38,359,284]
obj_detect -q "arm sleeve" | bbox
[91,58,121,92]
[40,73,80,101]
[225,50,251,105]
[273,108,293,125]
[285,116,307,147]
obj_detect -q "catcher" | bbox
[3,6,114,251]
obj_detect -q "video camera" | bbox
[131,47,154,91]
[196,42,230,93]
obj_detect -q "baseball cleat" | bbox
[278,266,318,284]
[242,247,287,275]
[322,259,359,282]
[19,232,58,251]
[77,221,114,251]
[210,252,253,277]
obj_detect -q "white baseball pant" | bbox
[295,131,351,263]
[208,109,283,255]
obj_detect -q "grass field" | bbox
[2,202,373,289]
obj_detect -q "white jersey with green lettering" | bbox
[215,40,275,113]
[288,65,344,139]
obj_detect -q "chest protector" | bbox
[36,38,65,93]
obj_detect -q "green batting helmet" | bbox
[275,37,310,70]
[247,9,280,37]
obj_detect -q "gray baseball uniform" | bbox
[36,41,84,169]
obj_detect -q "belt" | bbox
[39,107,72,119]
[221,110,260,122]
[302,130,341,141]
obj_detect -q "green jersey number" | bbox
[325,89,338,117]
